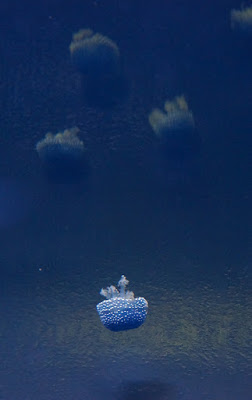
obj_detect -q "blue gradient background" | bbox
[0,1,251,399]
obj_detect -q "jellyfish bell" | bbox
[69,28,129,108]
[149,96,201,161]
[36,127,90,183]
[230,6,252,34]
[69,28,120,77]
[70,28,128,108]
[148,96,201,185]
[96,275,148,332]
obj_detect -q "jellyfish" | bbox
[230,5,252,34]
[69,28,120,76]
[96,275,148,332]
[149,95,201,161]
[148,95,201,184]
[69,28,128,107]
[36,127,89,183]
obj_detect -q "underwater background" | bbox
[0,0,251,399]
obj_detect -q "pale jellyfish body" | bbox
[149,96,200,161]
[96,275,148,332]
[69,28,127,107]
[36,127,89,182]
[230,6,252,34]
[69,29,120,76]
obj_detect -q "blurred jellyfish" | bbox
[96,275,148,332]
[70,28,120,76]
[230,5,252,34]
[148,95,201,185]
[70,28,128,107]
[36,127,89,183]
[149,95,201,162]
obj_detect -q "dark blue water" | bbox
[0,1,251,399]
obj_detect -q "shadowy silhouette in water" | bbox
[149,95,201,163]
[36,127,91,184]
[70,28,129,108]
[148,95,201,186]
[70,28,120,76]
[116,380,178,400]
[230,5,252,34]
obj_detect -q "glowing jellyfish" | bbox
[96,275,148,332]
[149,95,200,161]
[69,28,120,76]
[36,127,89,183]
[230,6,252,34]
